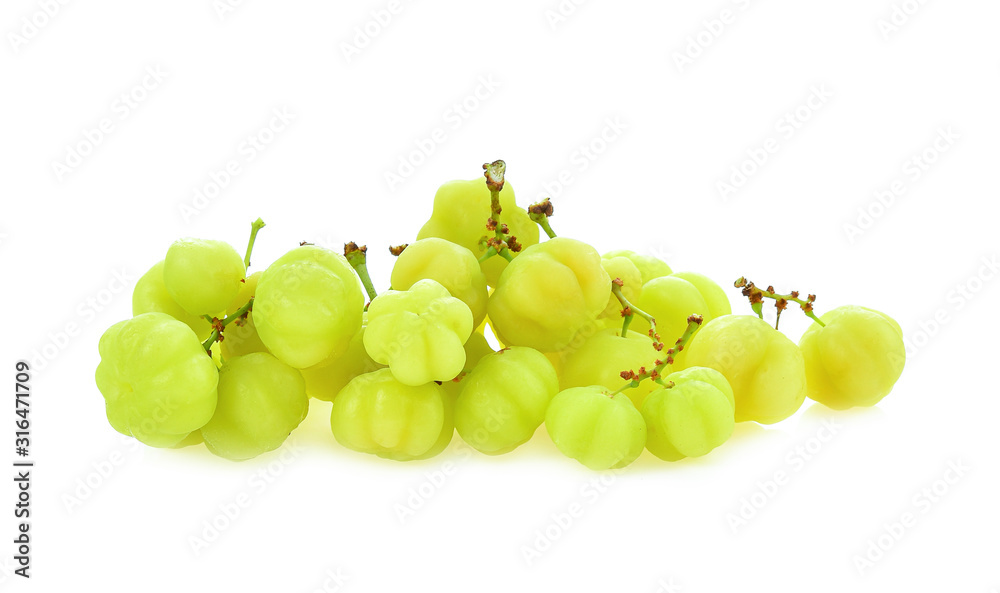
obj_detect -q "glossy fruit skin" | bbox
[132,260,214,340]
[390,238,489,327]
[201,353,309,461]
[680,315,806,424]
[488,238,611,353]
[330,369,450,461]
[545,387,647,470]
[301,320,383,402]
[455,347,559,455]
[220,271,268,359]
[603,250,672,286]
[799,305,905,410]
[163,238,246,316]
[95,312,218,448]
[642,367,735,461]
[253,245,364,369]
[417,178,539,287]
[558,328,660,409]
[595,256,643,330]
[633,272,731,341]
[364,279,473,386]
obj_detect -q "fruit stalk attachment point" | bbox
[345,242,378,302]
[527,198,557,239]
[202,297,254,353]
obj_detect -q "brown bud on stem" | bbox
[528,198,554,218]
[482,160,506,192]
[344,241,367,257]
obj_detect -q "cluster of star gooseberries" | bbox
[96,160,905,470]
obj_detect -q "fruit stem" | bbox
[665,315,704,368]
[613,314,704,393]
[610,380,639,396]
[478,160,520,263]
[243,218,266,270]
[536,217,557,239]
[611,279,657,342]
[734,277,826,327]
[202,297,254,353]
[528,198,557,239]
[345,242,378,302]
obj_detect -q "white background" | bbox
[1,0,998,591]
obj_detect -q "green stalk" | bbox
[611,279,657,341]
[202,297,254,353]
[735,277,825,327]
[243,218,266,270]
[344,242,378,301]
[478,160,517,263]
[528,198,557,239]
[612,314,704,393]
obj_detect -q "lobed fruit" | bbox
[254,245,364,369]
[164,238,246,316]
[364,279,473,386]
[95,312,218,448]
[633,271,731,342]
[642,367,735,461]
[330,368,451,461]
[488,237,611,352]
[545,386,647,470]
[680,315,806,424]
[455,347,558,454]
[201,352,309,461]
[799,305,905,409]
[96,163,906,470]
[390,237,489,327]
